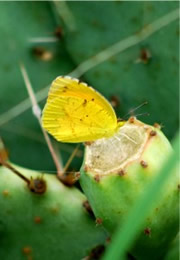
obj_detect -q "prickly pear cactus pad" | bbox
[0,164,107,260]
[61,2,179,140]
[80,118,179,259]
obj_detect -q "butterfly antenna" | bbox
[134,112,150,118]
[19,63,63,177]
[123,101,148,119]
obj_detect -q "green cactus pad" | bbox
[0,164,107,260]
[80,118,179,259]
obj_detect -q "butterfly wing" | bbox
[42,76,117,143]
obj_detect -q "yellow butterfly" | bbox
[42,76,124,143]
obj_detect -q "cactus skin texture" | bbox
[80,118,179,259]
[0,164,107,260]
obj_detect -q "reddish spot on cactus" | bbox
[59,171,80,186]
[2,190,10,197]
[140,160,148,168]
[96,218,103,225]
[106,237,111,244]
[22,246,32,255]
[144,227,151,236]
[54,26,63,39]
[94,175,100,182]
[118,169,125,176]
[139,48,152,64]
[153,123,161,129]
[150,130,157,137]
[28,177,46,194]
[84,165,90,172]
[32,46,53,61]
[34,216,42,224]
[129,117,135,123]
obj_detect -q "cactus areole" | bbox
[80,118,178,259]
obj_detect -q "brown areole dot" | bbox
[139,48,152,64]
[59,171,80,186]
[28,177,47,194]
[54,26,63,39]
[150,130,157,137]
[118,169,125,176]
[129,117,135,123]
[32,46,53,61]
[94,175,100,182]
[106,237,111,244]
[140,160,148,168]
[22,246,32,255]
[34,216,42,224]
[84,165,90,172]
[153,123,161,129]
[144,227,151,236]
[95,218,103,225]
[2,190,10,197]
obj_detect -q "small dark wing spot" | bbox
[82,99,87,106]
[63,86,68,92]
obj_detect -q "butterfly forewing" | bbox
[42,76,118,142]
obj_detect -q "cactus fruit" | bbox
[80,117,179,259]
[0,163,107,260]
